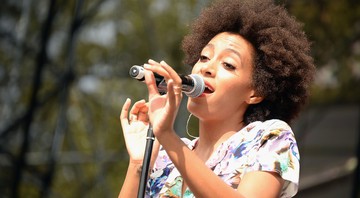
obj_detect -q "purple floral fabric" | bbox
[145,119,300,198]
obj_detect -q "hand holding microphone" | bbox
[129,65,205,98]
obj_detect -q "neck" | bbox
[193,118,244,162]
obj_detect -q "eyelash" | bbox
[199,55,208,61]
[199,55,236,70]
[223,63,236,70]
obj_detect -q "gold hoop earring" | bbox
[186,113,198,139]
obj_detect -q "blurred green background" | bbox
[0,0,359,197]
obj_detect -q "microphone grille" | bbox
[186,74,205,98]
[129,65,144,80]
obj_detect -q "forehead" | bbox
[209,32,253,51]
[206,32,254,54]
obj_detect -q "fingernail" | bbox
[143,64,150,69]
[148,59,156,64]
[160,60,168,65]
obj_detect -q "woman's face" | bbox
[187,32,260,122]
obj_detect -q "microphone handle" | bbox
[156,75,195,93]
[129,65,204,97]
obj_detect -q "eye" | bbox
[223,62,236,70]
[199,55,209,62]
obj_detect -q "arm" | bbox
[157,131,284,198]
[118,162,142,198]
[118,98,159,198]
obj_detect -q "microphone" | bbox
[129,65,205,98]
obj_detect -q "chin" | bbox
[187,99,200,115]
[187,100,208,120]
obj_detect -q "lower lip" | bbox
[197,92,211,97]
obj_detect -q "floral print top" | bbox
[145,119,300,198]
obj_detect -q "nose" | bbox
[200,61,216,77]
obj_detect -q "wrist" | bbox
[156,129,177,145]
[128,162,143,175]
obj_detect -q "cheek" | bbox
[191,63,202,74]
[218,79,252,103]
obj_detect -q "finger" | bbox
[160,61,182,85]
[145,60,171,80]
[120,98,131,128]
[137,103,149,122]
[144,68,161,98]
[167,80,181,109]
[137,111,149,122]
[129,99,146,121]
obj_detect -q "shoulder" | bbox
[245,119,292,133]
[231,119,294,146]
[242,119,295,144]
[259,119,295,144]
[243,120,300,197]
[245,119,298,158]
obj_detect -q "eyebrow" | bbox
[203,43,214,51]
[225,48,242,60]
[204,43,242,59]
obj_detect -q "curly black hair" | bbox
[182,0,316,124]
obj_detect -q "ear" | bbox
[246,90,263,104]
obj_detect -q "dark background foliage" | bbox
[0,0,359,197]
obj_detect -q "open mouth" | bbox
[203,85,214,94]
